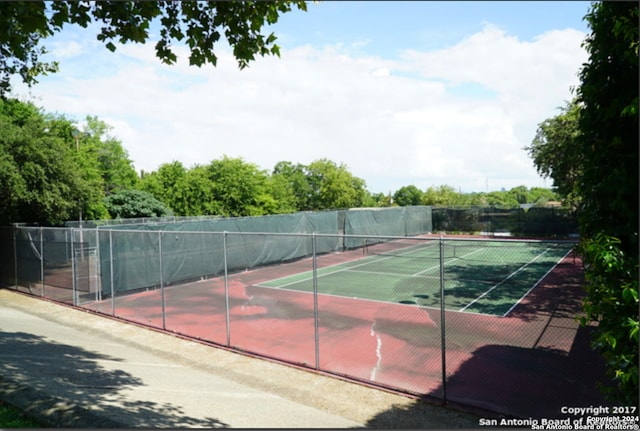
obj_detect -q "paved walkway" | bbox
[0,289,482,428]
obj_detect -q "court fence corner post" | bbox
[312,232,320,370]
[71,228,77,306]
[12,226,18,288]
[223,231,231,347]
[109,229,115,316]
[40,227,44,297]
[439,234,447,405]
[159,230,166,330]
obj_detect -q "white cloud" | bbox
[16,22,587,193]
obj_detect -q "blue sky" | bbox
[13,1,592,194]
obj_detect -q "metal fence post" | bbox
[223,231,231,346]
[71,228,77,305]
[439,235,447,404]
[95,228,101,302]
[13,227,18,288]
[39,227,44,297]
[312,233,320,370]
[109,229,115,316]
[159,231,166,330]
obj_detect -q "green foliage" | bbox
[525,99,582,208]
[84,116,138,195]
[369,192,394,207]
[272,161,312,210]
[483,190,519,208]
[393,185,422,206]
[306,159,368,210]
[139,161,191,216]
[527,187,557,206]
[265,173,299,214]
[0,98,84,225]
[578,234,639,404]
[526,3,639,404]
[207,156,271,217]
[574,2,639,405]
[0,400,43,428]
[0,1,308,96]
[420,185,552,208]
[0,98,145,225]
[104,189,172,219]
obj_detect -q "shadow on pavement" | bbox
[0,331,228,428]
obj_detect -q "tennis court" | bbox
[4,224,604,419]
[257,238,575,317]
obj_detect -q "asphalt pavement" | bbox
[0,288,483,428]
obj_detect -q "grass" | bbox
[0,400,45,428]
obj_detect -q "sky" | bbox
[12,1,592,194]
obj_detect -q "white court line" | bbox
[256,252,402,289]
[256,242,438,288]
[411,247,486,277]
[345,268,439,280]
[257,244,487,290]
[459,247,553,312]
[501,247,575,317]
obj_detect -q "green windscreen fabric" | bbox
[72,208,433,296]
[0,228,16,287]
[432,207,577,236]
[520,207,578,236]
[14,227,42,288]
[403,206,433,236]
[343,206,433,249]
[99,211,341,295]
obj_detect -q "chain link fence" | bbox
[2,207,603,417]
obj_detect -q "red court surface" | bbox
[75,250,609,419]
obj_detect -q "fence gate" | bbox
[73,246,101,305]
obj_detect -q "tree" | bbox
[483,191,519,208]
[525,99,582,207]
[83,116,138,195]
[183,165,219,216]
[366,192,393,208]
[207,155,271,217]
[139,161,189,215]
[0,98,106,225]
[393,185,423,207]
[104,189,172,219]
[305,159,367,210]
[0,1,308,96]
[422,185,462,206]
[527,187,558,206]
[272,161,312,211]
[573,1,639,405]
[266,172,299,214]
[507,185,529,205]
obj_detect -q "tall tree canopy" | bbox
[104,189,172,219]
[526,99,582,208]
[393,185,423,207]
[0,99,80,225]
[0,98,141,225]
[0,0,307,96]
[573,1,638,405]
[305,159,368,210]
[530,1,639,405]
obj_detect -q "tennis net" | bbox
[363,237,575,263]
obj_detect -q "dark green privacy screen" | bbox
[96,208,433,296]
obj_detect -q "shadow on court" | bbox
[363,325,610,425]
[38,248,607,421]
[0,331,228,428]
[440,325,610,419]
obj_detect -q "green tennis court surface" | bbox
[257,239,574,316]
